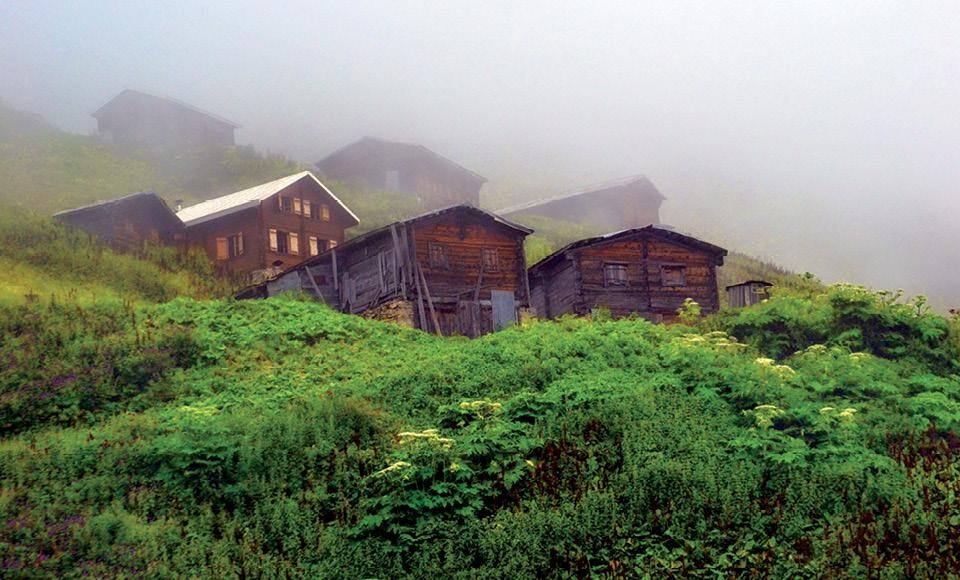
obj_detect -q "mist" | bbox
[2,0,959,305]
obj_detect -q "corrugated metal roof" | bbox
[176,171,360,227]
[496,175,664,215]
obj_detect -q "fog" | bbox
[2,1,959,305]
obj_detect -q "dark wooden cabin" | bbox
[529,226,727,323]
[245,205,534,337]
[177,171,359,279]
[726,280,772,308]
[498,175,664,231]
[315,137,486,210]
[53,192,183,250]
[92,89,238,152]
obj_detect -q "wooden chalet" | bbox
[53,192,183,250]
[726,280,773,308]
[176,172,359,278]
[529,226,727,323]
[244,205,534,337]
[315,137,486,210]
[497,175,664,231]
[93,89,238,152]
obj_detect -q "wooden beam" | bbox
[331,249,338,291]
[418,263,443,337]
[390,224,405,298]
[518,238,531,306]
[414,261,428,333]
[303,265,322,298]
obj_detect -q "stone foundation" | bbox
[361,299,416,328]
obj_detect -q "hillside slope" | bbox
[1,286,959,576]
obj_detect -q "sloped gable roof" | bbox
[497,175,664,216]
[53,191,181,229]
[315,137,487,185]
[176,171,360,227]
[92,89,240,128]
[529,225,727,275]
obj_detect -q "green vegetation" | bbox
[2,284,960,577]
[0,209,228,305]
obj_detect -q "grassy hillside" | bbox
[0,209,229,305]
[1,284,959,576]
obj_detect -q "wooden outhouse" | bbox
[726,280,772,308]
[246,205,534,337]
[528,226,727,323]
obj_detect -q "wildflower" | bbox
[374,461,411,477]
[753,404,784,428]
[849,352,868,362]
[449,463,460,473]
[524,459,536,469]
[819,407,835,415]
[755,357,775,366]
[838,408,857,420]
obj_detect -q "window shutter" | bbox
[321,204,330,222]
[277,196,283,211]
[236,232,244,256]
[289,232,299,255]
[328,239,338,249]
[269,229,278,252]
[303,200,312,219]
[293,198,302,214]
[309,236,319,256]
[216,237,228,260]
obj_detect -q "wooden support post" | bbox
[414,262,428,333]
[418,263,443,337]
[304,265,322,299]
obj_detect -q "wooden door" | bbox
[490,290,517,332]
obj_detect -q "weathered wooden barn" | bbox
[726,280,772,308]
[92,90,238,152]
[497,175,664,231]
[244,205,534,337]
[529,226,727,323]
[315,137,486,210]
[53,192,183,250]
[176,171,359,279]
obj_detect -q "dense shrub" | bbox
[0,292,959,576]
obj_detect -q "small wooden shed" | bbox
[529,225,726,323]
[53,192,183,250]
[242,205,534,337]
[725,280,773,308]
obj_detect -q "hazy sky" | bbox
[2,1,959,303]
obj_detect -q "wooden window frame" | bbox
[603,262,629,287]
[429,243,449,269]
[659,264,687,287]
[303,200,312,219]
[320,204,331,222]
[293,198,302,215]
[227,232,243,258]
[289,232,299,256]
[309,236,319,257]
[481,247,499,272]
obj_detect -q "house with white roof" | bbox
[177,171,359,278]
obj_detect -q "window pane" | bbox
[661,265,686,286]
[604,263,628,286]
[482,248,499,272]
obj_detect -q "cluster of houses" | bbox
[54,89,770,337]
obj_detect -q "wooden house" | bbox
[245,205,534,337]
[53,192,183,250]
[176,172,359,278]
[497,175,664,231]
[726,280,772,308]
[315,137,486,210]
[92,90,238,152]
[529,226,727,323]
